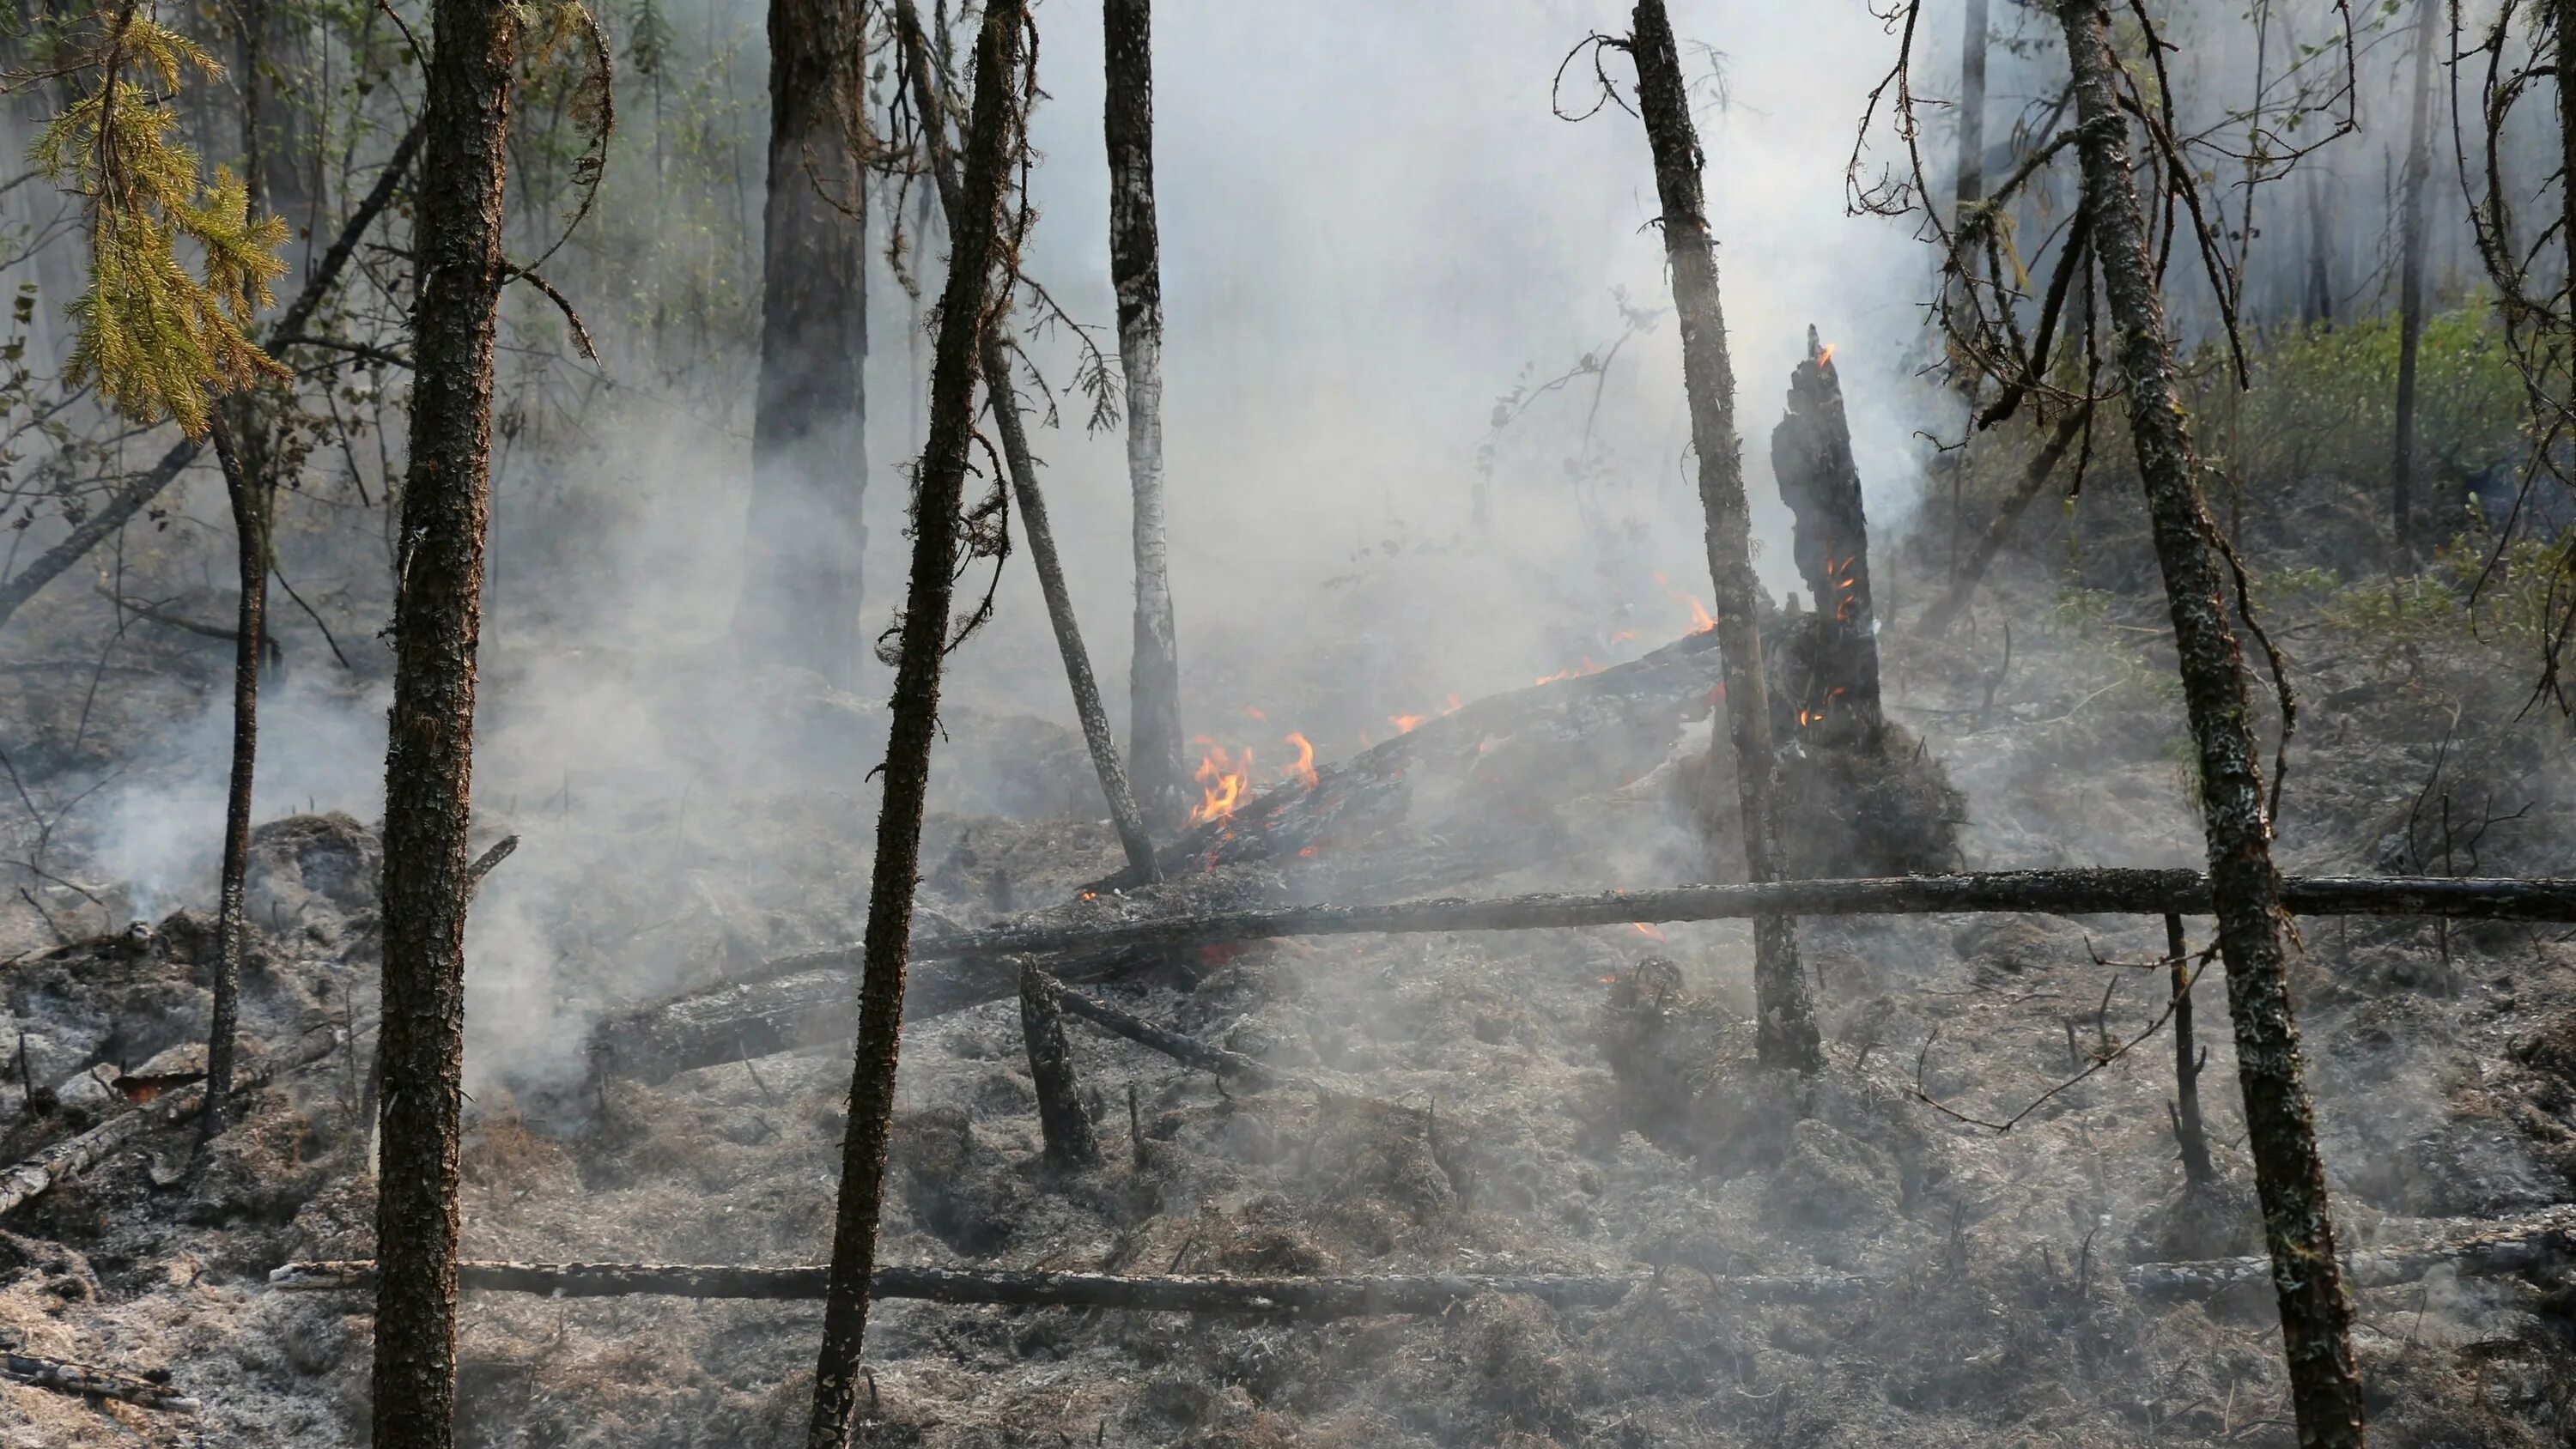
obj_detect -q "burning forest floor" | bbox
[9,490,2576,1446]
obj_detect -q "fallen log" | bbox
[594,870,2576,1084]
[2125,1204,2576,1299]
[1054,985,1275,1086]
[2,1349,199,1414]
[266,1258,1852,1315]
[0,1029,339,1219]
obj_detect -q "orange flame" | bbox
[1389,712,1427,734]
[1684,595,1717,634]
[1534,657,1605,686]
[1285,731,1318,789]
[1244,706,1267,723]
[1631,922,1668,942]
[1816,342,1838,368]
[1188,744,1254,824]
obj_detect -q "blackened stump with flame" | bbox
[1770,326,1885,750]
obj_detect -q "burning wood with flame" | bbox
[1770,325,1885,749]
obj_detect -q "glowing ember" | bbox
[1389,712,1428,734]
[1244,706,1267,723]
[1285,731,1319,789]
[1534,657,1604,686]
[1631,922,1668,942]
[1816,341,1838,368]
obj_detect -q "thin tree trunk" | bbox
[804,6,1024,1446]
[0,122,421,639]
[1917,403,2090,636]
[1104,0,1184,825]
[1625,0,1820,1071]
[736,0,868,687]
[2303,172,2335,326]
[197,413,266,1147]
[369,0,515,1442]
[2392,0,2439,569]
[2166,912,2215,1185]
[2053,5,2363,1442]
[893,0,1160,880]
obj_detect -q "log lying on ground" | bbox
[1054,985,1275,1086]
[3,1349,200,1414]
[0,1030,339,1219]
[2126,1204,2576,1299]
[593,870,2576,1085]
[268,1259,1850,1314]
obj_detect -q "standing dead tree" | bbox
[1104,0,1185,825]
[2391,0,2441,570]
[1771,327,1885,745]
[371,0,519,1443]
[804,3,1027,1446]
[1565,2,1821,1071]
[889,0,1160,882]
[1854,3,2366,1441]
[197,412,269,1147]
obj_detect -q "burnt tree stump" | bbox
[1771,325,1885,750]
[1018,959,1101,1167]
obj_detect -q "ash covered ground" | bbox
[6,479,2576,1447]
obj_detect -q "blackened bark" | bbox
[804,6,1024,1446]
[893,0,1161,881]
[1104,0,1185,825]
[2167,912,2215,1185]
[1917,403,2089,636]
[1954,0,1988,219]
[197,412,267,1146]
[1771,328,1884,745]
[0,124,422,638]
[371,2,514,1444]
[2391,0,2438,566]
[2054,5,2363,1442]
[2302,173,2335,326]
[736,0,868,686]
[1018,961,1100,1167]
[1626,0,1820,1071]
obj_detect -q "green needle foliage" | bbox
[32,3,290,438]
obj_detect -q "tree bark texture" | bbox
[1104,0,1185,826]
[1916,403,2089,636]
[2391,0,2439,566]
[1770,329,1884,746]
[1018,961,1101,1167]
[197,413,268,1144]
[2167,912,2215,1185]
[894,0,1161,881]
[0,123,422,639]
[371,3,514,1443]
[805,7,1024,1446]
[1626,0,1820,1071]
[2054,6,2364,1442]
[736,0,868,687]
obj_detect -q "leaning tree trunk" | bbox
[197,412,268,1147]
[370,0,515,1444]
[2054,4,2363,1443]
[2391,0,2438,569]
[736,0,868,687]
[804,5,1025,1446]
[1103,0,1184,825]
[1626,0,1820,1071]
[893,0,1160,881]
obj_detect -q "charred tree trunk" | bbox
[1626,0,1820,1072]
[736,0,868,687]
[1917,403,2090,637]
[2166,912,2215,1185]
[2055,4,2363,1442]
[2302,172,2335,327]
[894,0,1160,881]
[370,3,515,1444]
[2391,0,2438,568]
[1018,961,1101,1167]
[1771,328,1884,747]
[804,6,1024,1446]
[197,413,268,1147]
[1104,0,1185,825]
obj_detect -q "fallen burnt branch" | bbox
[593,870,2576,1084]
[3,1349,199,1414]
[2126,1205,2576,1298]
[0,1029,339,1219]
[268,1259,1854,1315]
[1054,985,1276,1086]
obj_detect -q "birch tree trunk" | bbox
[1626,0,1820,1072]
[804,5,1025,1445]
[197,413,267,1147]
[369,0,516,1441]
[893,0,1161,881]
[2053,5,2363,1442]
[736,0,868,687]
[2391,0,2439,568]
[1104,0,1184,825]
